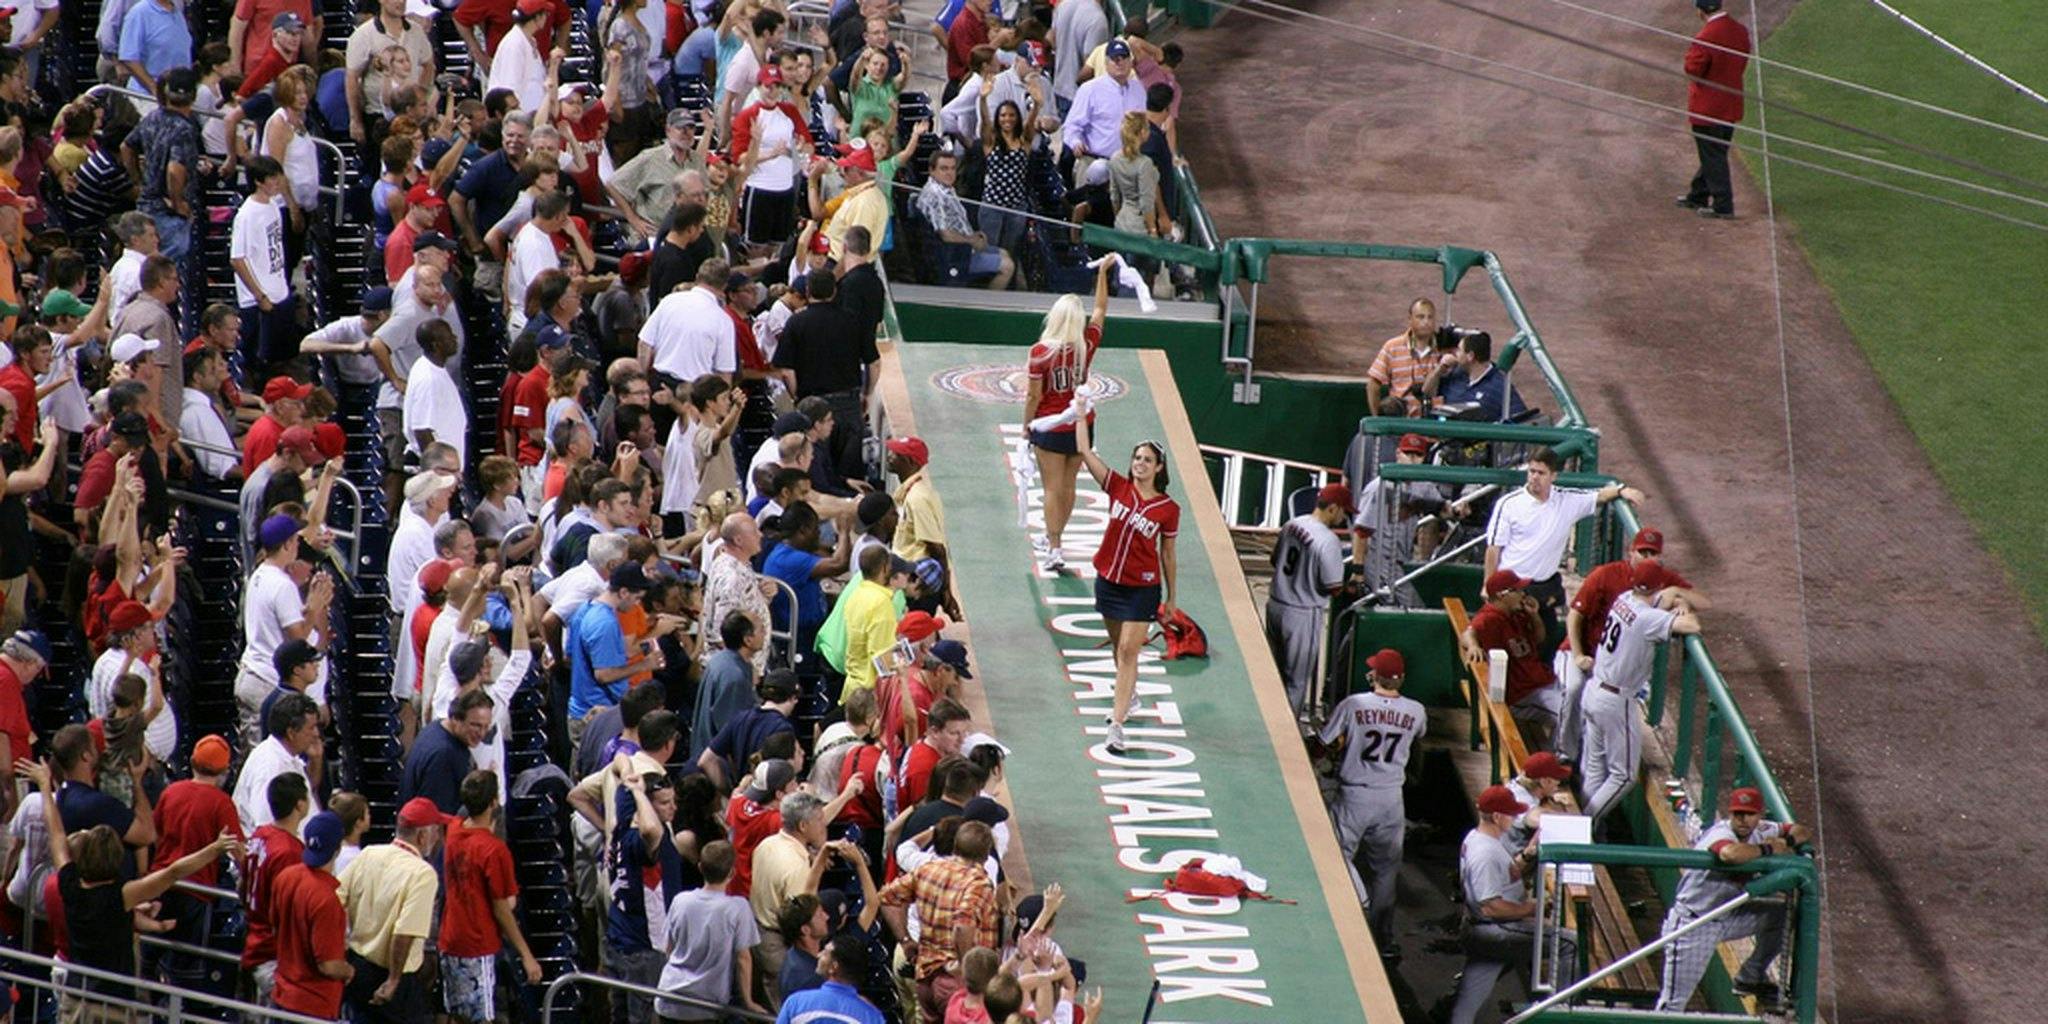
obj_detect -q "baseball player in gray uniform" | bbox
[1656,787,1812,1010]
[1266,483,1358,718]
[1315,648,1425,957]
[1351,432,1464,607]
[1448,784,1579,1024]
[1579,560,1701,824]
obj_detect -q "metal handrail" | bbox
[0,941,336,1024]
[541,969,775,1024]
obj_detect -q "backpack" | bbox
[1156,606,1209,660]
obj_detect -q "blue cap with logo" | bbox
[301,811,346,869]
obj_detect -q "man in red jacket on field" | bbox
[1676,0,1751,219]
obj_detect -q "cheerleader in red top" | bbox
[1073,402,1177,755]
[1021,260,1114,573]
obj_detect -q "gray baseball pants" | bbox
[1656,899,1787,1011]
[1265,600,1322,717]
[1332,783,1404,949]
[1578,682,1641,824]
[1449,919,1580,1024]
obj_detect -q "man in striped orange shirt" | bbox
[1366,297,1442,417]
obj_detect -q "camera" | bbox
[1435,323,1488,351]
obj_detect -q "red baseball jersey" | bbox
[1469,602,1556,705]
[1026,325,1102,428]
[1094,472,1180,588]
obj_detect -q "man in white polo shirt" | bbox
[638,258,737,388]
[1482,447,1643,649]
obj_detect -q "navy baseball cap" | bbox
[772,410,812,436]
[913,557,945,591]
[609,562,652,593]
[258,514,303,550]
[301,812,346,869]
[930,639,972,679]
[1105,39,1132,60]
[360,286,394,313]
[413,230,460,253]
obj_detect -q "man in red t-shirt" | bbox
[71,413,152,524]
[270,811,351,1020]
[150,735,246,941]
[1558,527,1706,761]
[442,771,542,1022]
[724,758,797,900]
[509,337,569,500]
[387,183,446,286]
[896,696,970,813]
[0,635,42,799]
[876,639,968,765]
[1462,571,1560,746]
[242,772,312,1002]
[242,375,313,477]
[235,13,308,99]
[232,0,319,76]
[0,327,53,450]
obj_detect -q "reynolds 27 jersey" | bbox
[1320,691,1426,789]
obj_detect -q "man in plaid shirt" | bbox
[878,820,999,1021]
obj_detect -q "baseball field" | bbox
[1752,0,2048,646]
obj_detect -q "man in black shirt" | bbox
[776,274,878,481]
[649,199,712,303]
[835,225,886,347]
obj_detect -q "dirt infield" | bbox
[1172,0,2048,1020]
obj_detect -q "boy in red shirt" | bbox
[242,772,310,1003]
[150,735,245,942]
[440,770,543,1023]
[270,811,351,1019]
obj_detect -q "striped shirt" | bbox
[1366,333,1437,415]
[61,151,131,234]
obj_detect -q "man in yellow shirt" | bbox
[815,140,892,262]
[888,437,962,621]
[842,544,907,696]
[338,797,448,1024]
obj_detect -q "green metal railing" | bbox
[1525,845,1821,1024]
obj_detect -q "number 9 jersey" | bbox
[1320,688,1427,789]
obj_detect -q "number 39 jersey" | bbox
[1320,690,1427,789]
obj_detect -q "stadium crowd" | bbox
[0,0,1187,1018]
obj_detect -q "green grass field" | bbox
[1748,0,2048,643]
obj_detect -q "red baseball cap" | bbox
[1396,433,1430,456]
[262,376,313,404]
[1628,559,1667,590]
[406,181,447,209]
[809,230,833,255]
[106,600,152,635]
[278,425,324,464]
[896,611,948,642]
[1316,483,1356,514]
[314,422,348,461]
[1484,569,1531,597]
[397,797,457,829]
[1728,787,1765,814]
[514,0,550,15]
[836,140,878,174]
[618,250,652,287]
[1522,752,1571,781]
[1477,784,1529,817]
[417,558,458,598]
[1631,528,1664,554]
[1366,648,1404,678]
[885,436,929,467]
[756,64,785,87]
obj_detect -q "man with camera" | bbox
[1424,328,1527,424]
